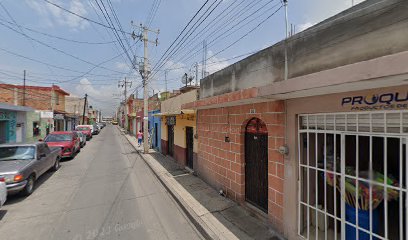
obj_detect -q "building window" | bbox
[55,92,60,105]
[298,111,408,240]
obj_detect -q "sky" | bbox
[0,0,366,116]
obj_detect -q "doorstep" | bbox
[123,131,284,240]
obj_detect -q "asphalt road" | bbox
[0,125,203,240]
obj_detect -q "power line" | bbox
[0,39,136,81]
[94,0,135,69]
[0,21,127,74]
[152,0,281,80]
[87,0,136,69]
[106,0,136,58]
[162,0,251,67]
[145,0,162,28]
[153,0,224,73]
[175,0,280,67]
[208,5,283,61]
[42,0,132,35]
[151,0,210,74]
[0,17,120,45]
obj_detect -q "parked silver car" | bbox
[75,131,87,148]
[0,143,61,196]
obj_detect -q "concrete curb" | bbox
[123,133,239,240]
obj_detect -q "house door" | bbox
[245,118,268,212]
[0,121,7,143]
[168,125,174,157]
[155,123,158,148]
[186,127,194,169]
[16,124,23,143]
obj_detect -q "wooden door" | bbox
[245,118,268,212]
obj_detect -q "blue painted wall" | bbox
[148,110,161,151]
[0,110,17,143]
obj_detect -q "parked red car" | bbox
[75,126,92,140]
[44,132,80,159]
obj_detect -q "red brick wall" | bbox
[196,100,285,231]
[0,86,66,111]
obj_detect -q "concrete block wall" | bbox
[196,100,286,231]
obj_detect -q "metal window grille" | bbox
[298,110,408,240]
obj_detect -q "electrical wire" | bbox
[0,21,127,74]
[42,0,132,35]
[164,0,254,66]
[0,17,120,45]
[153,0,224,73]
[151,0,210,75]
[94,0,135,69]
[153,0,281,81]
[175,0,280,67]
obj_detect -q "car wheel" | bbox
[52,157,61,171]
[21,175,35,196]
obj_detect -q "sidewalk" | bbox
[123,132,283,240]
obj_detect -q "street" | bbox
[0,125,202,240]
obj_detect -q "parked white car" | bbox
[0,181,7,208]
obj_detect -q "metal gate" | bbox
[186,127,194,169]
[298,111,408,240]
[245,118,268,212]
[168,125,174,157]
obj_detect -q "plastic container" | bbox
[345,204,379,240]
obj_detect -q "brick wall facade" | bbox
[0,84,67,111]
[196,100,285,231]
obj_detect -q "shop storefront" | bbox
[54,113,65,131]
[286,86,408,240]
[148,110,161,151]
[0,103,33,144]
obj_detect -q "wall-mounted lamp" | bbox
[278,145,289,155]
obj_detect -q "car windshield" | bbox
[0,146,35,161]
[76,127,90,131]
[45,134,72,142]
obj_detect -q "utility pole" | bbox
[164,70,168,95]
[82,94,87,124]
[202,40,207,79]
[283,0,289,81]
[195,62,199,86]
[118,78,132,130]
[23,70,26,106]
[131,23,159,154]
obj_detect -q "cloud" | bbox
[115,62,129,71]
[73,78,119,114]
[26,0,90,30]
[206,51,229,74]
[296,0,367,33]
[298,22,314,32]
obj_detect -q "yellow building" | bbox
[156,87,198,170]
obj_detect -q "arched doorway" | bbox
[245,118,268,212]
